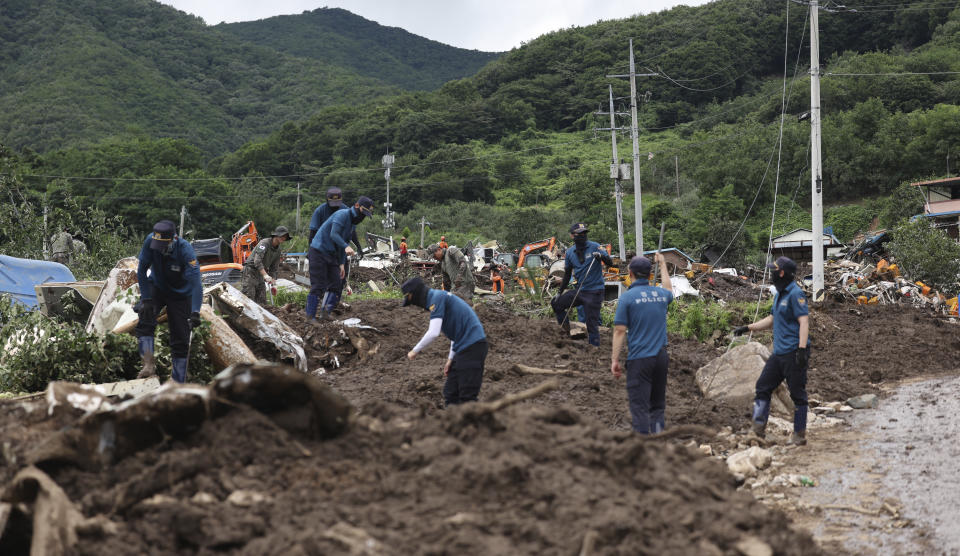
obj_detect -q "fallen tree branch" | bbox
[511,363,575,376]
[465,379,559,415]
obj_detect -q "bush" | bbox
[888,218,960,294]
[0,294,214,393]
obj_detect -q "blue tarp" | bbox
[0,255,76,308]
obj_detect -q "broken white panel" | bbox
[207,282,308,373]
[274,278,305,293]
[713,268,738,276]
[86,257,140,334]
[669,275,700,297]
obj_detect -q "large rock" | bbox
[726,447,773,477]
[694,342,795,415]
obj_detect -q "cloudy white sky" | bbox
[159,0,713,51]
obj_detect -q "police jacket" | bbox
[560,241,610,293]
[137,235,203,312]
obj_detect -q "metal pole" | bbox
[810,1,825,302]
[179,205,186,237]
[675,155,680,198]
[43,201,49,259]
[382,152,395,231]
[419,216,426,249]
[628,39,644,255]
[609,85,626,261]
[296,183,301,237]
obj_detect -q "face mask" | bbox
[573,234,587,248]
[351,208,366,224]
[773,274,793,293]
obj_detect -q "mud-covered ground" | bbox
[2,283,958,555]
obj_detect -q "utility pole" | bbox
[607,40,657,256]
[419,216,431,249]
[382,151,395,231]
[296,183,301,238]
[43,201,49,259]
[595,85,630,261]
[675,155,680,198]
[810,1,825,302]
[179,205,186,238]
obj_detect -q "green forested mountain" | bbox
[1,0,464,154]
[216,8,500,91]
[5,0,960,269]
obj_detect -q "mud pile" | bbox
[1,389,820,555]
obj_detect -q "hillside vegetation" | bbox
[0,0,497,155]
[217,8,500,91]
[3,0,959,270]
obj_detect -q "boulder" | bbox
[694,342,794,415]
[846,394,878,409]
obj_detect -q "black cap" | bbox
[401,277,427,308]
[149,220,176,251]
[570,222,588,234]
[326,187,343,207]
[356,196,374,216]
[767,256,797,275]
[628,256,652,277]
[271,226,290,240]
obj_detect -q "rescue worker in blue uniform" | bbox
[402,277,488,406]
[734,256,811,445]
[611,254,674,434]
[308,187,364,305]
[551,222,613,346]
[307,196,374,321]
[135,220,203,383]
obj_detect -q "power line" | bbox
[826,71,960,76]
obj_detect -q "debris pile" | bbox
[827,259,958,314]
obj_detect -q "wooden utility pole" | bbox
[675,155,680,198]
[179,205,186,237]
[296,183,301,238]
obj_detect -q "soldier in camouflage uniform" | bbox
[50,228,74,265]
[242,226,290,304]
[429,243,475,302]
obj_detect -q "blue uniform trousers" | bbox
[443,340,488,407]
[308,247,341,311]
[552,288,603,346]
[625,347,669,434]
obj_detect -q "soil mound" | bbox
[5,398,819,555]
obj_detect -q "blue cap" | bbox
[628,256,652,277]
[326,187,343,207]
[149,220,176,251]
[569,222,588,234]
[356,196,374,216]
[767,256,797,275]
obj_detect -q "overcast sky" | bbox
[158,0,713,51]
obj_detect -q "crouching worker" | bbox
[136,220,203,383]
[733,256,810,445]
[610,254,673,434]
[402,277,488,406]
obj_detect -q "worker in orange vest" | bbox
[438,236,449,249]
[399,237,409,259]
[490,266,504,294]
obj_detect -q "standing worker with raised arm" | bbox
[402,277,487,406]
[135,220,203,383]
[733,256,811,445]
[241,226,290,304]
[307,197,374,321]
[610,254,674,434]
[551,222,613,347]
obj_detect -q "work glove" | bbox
[732,325,750,336]
[264,274,275,285]
[189,311,202,330]
[138,299,156,323]
[795,347,810,368]
[592,251,602,260]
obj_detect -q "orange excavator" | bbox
[231,221,260,264]
[515,237,562,293]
